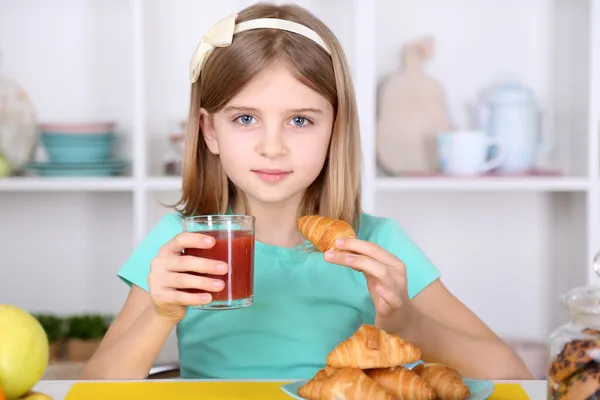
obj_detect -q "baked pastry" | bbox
[555,363,600,400]
[326,324,421,369]
[313,366,337,380]
[297,215,356,252]
[298,367,395,400]
[366,366,435,400]
[549,339,600,383]
[412,363,470,400]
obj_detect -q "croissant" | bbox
[366,366,435,400]
[298,367,395,400]
[412,363,470,400]
[297,215,356,252]
[313,366,338,380]
[326,324,422,369]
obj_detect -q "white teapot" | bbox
[477,81,553,174]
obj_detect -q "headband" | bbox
[189,13,331,83]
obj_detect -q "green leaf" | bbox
[65,314,114,340]
[33,314,67,342]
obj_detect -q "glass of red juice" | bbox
[182,215,255,310]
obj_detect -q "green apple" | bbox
[0,153,11,177]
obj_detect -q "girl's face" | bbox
[201,61,334,207]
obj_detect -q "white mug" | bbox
[437,130,506,176]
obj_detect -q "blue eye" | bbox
[290,116,311,127]
[235,114,256,126]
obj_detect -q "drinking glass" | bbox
[182,215,255,310]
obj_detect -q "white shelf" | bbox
[0,176,590,193]
[375,177,591,192]
[144,177,181,191]
[0,177,136,192]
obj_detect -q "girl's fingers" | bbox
[324,251,389,281]
[324,248,407,317]
[165,271,225,292]
[325,247,409,300]
[158,232,216,256]
[172,255,228,275]
[335,238,401,268]
[168,290,213,306]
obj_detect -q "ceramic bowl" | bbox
[38,122,116,135]
[41,133,116,163]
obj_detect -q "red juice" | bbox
[182,230,254,303]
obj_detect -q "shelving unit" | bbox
[1,0,599,344]
[0,177,136,192]
[375,177,591,192]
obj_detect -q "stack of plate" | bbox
[28,122,127,177]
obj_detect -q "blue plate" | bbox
[281,377,495,400]
[27,160,127,177]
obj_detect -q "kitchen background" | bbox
[0,0,599,381]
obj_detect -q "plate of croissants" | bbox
[281,324,494,400]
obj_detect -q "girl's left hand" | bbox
[323,238,418,335]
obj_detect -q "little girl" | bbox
[81,2,532,381]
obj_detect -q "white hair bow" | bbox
[189,13,331,83]
[189,14,238,84]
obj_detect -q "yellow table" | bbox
[32,379,542,399]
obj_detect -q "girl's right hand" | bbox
[147,232,228,321]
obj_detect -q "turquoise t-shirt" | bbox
[117,212,440,379]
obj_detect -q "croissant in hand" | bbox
[298,367,395,400]
[412,363,470,400]
[297,215,356,252]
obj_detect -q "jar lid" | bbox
[562,286,600,315]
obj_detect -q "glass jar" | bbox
[163,133,185,176]
[548,285,600,399]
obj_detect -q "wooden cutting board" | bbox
[377,36,453,175]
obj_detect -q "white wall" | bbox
[378,192,586,340]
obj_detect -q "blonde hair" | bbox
[176,2,362,230]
